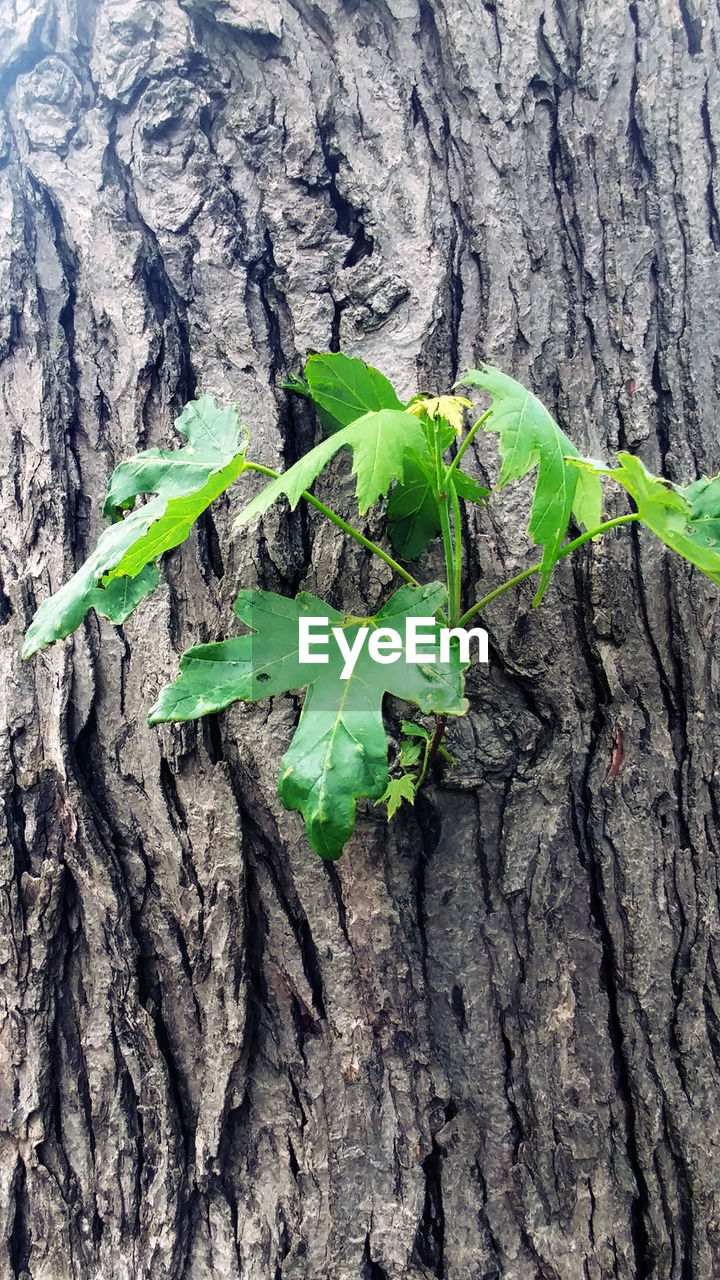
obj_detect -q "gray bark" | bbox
[2,1,720,1277]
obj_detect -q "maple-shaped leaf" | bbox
[23,397,246,657]
[399,739,423,767]
[234,408,430,526]
[458,365,603,602]
[284,351,403,433]
[570,453,720,585]
[378,774,416,819]
[148,583,467,859]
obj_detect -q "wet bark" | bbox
[2,1,720,1277]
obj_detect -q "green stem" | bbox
[458,566,540,626]
[414,715,448,790]
[450,478,463,621]
[434,433,457,621]
[458,513,641,627]
[445,408,491,479]
[242,461,422,589]
[556,512,641,562]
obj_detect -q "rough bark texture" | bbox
[2,1,720,1277]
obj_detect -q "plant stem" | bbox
[458,512,641,626]
[458,566,541,626]
[450,479,463,620]
[555,512,640,561]
[415,715,448,790]
[242,461,422,589]
[445,408,491,479]
[434,434,458,621]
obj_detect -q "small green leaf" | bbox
[400,717,453,762]
[235,409,430,526]
[401,720,431,741]
[377,774,416,819]
[286,351,403,434]
[452,471,490,507]
[570,453,720,584]
[282,372,310,397]
[23,397,247,656]
[149,582,467,859]
[399,739,423,767]
[458,365,603,602]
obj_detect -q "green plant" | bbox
[23,354,720,858]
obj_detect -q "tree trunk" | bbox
[2,1,720,1277]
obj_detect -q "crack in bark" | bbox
[413,1136,445,1278]
[700,85,720,250]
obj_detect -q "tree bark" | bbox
[2,1,720,1277]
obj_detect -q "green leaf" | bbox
[570,453,720,585]
[685,476,720,548]
[452,470,490,507]
[287,354,474,556]
[458,365,603,602]
[234,409,430,526]
[284,353,485,561]
[399,739,423,767]
[400,718,453,762]
[22,397,247,657]
[93,564,161,622]
[24,560,162,657]
[386,455,442,559]
[282,372,310,397]
[377,774,416,820]
[102,397,246,516]
[387,455,488,560]
[149,582,467,859]
[285,351,403,434]
[106,452,246,581]
[571,463,603,534]
[23,496,165,656]
[401,720,430,741]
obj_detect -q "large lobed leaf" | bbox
[149,582,467,859]
[458,365,603,601]
[234,407,430,527]
[23,396,247,656]
[570,453,720,584]
[102,398,246,517]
